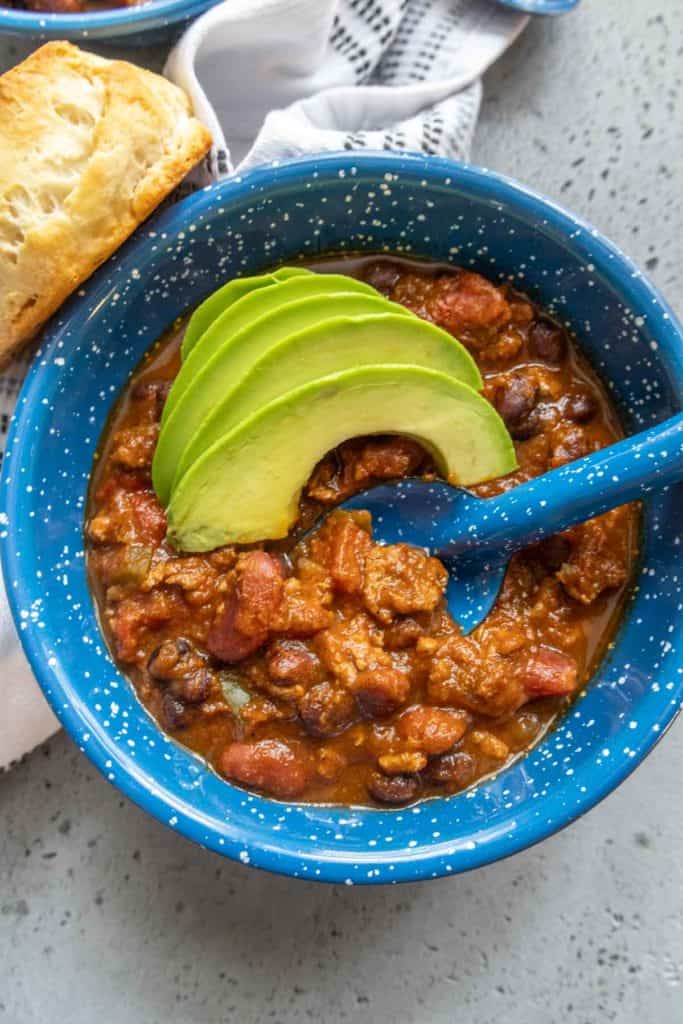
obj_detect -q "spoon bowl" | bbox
[337,412,683,633]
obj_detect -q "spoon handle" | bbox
[445,412,683,564]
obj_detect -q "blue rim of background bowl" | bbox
[496,0,580,14]
[0,0,219,37]
[3,152,683,884]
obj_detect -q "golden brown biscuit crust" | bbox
[0,41,212,365]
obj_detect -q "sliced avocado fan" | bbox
[166,365,517,552]
[163,272,383,424]
[174,312,483,488]
[153,291,416,504]
[180,266,311,360]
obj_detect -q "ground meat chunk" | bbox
[219,739,308,799]
[557,509,631,604]
[431,271,511,334]
[352,437,427,483]
[142,555,220,608]
[272,576,334,636]
[368,771,419,805]
[313,512,371,595]
[392,270,511,337]
[306,437,427,503]
[469,730,510,761]
[521,647,578,698]
[131,380,171,422]
[298,681,357,737]
[315,612,391,686]
[550,422,592,467]
[109,590,183,664]
[362,544,448,624]
[351,667,411,717]
[110,425,159,470]
[383,617,425,650]
[267,640,324,688]
[427,633,528,718]
[25,0,84,11]
[88,490,166,548]
[378,751,427,774]
[207,552,285,663]
[397,706,469,755]
[240,696,292,735]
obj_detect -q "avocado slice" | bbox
[166,364,517,551]
[154,291,415,504]
[180,266,311,360]
[174,313,483,487]
[165,272,383,423]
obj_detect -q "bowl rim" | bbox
[0,0,217,34]
[3,151,683,884]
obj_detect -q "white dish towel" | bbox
[0,0,528,770]
[166,0,528,177]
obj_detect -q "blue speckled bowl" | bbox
[2,153,682,884]
[0,0,220,43]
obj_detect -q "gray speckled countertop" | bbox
[1,3,682,1021]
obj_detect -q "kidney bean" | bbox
[207,552,285,663]
[219,739,308,799]
[368,770,420,805]
[522,646,578,697]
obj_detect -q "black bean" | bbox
[426,751,475,788]
[493,375,537,425]
[368,770,419,805]
[170,668,212,705]
[148,639,212,705]
[147,640,182,679]
[530,320,567,363]
[161,693,188,730]
[298,682,356,738]
[565,389,598,423]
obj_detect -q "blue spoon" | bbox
[337,413,683,634]
[495,0,580,14]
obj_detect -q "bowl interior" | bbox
[3,154,682,883]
